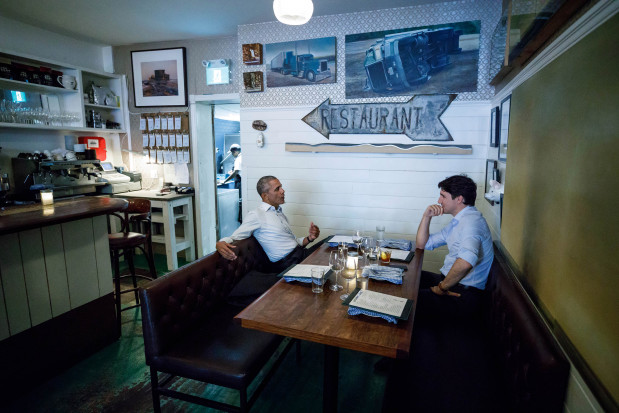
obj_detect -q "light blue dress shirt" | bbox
[220,202,305,262]
[424,206,494,289]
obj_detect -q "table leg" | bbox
[162,201,177,271]
[323,344,339,413]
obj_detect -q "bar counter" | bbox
[0,197,128,235]
[0,196,127,397]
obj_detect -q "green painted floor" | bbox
[5,254,389,413]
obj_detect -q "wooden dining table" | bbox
[234,242,424,412]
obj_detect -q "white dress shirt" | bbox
[220,202,304,262]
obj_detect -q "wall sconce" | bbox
[273,0,314,25]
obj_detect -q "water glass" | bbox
[376,225,385,241]
[311,268,325,293]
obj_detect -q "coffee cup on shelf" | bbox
[58,75,77,89]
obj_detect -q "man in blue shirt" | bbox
[415,174,494,321]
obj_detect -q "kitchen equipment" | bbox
[96,162,141,194]
[0,172,9,207]
[79,136,107,160]
[11,158,104,200]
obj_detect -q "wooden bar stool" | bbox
[108,198,157,335]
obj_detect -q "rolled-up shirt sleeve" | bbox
[456,225,483,267]
[424,227,448,251]
[296,236,305,246]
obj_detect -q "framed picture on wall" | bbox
[131,47,188,107]
[484,159,500,205]
[498,95,511,161]
[243,71,264,92]
[500,193,504,223]
[242,43,263,65]
[490,106,499,147]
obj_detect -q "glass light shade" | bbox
[273,0,314,25]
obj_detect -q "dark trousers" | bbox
[415,270,485,326]
[382,271,500,413]
[264,242,322,274]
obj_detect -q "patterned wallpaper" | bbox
[238,0,501,107]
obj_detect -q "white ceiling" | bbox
[0,0,447,46]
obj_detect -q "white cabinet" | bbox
[0,49,128,134]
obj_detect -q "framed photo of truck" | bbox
[344,21,480,99]
[265,37,336,88]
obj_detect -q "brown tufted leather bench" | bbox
[482,250,570,412]
[383,248,570,412]
[139,237,290,412]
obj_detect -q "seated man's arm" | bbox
[416,204,445,249]
[299,221,320,247]
[216,211,260,260]
[431,258,473,296]
[431,227,482,296]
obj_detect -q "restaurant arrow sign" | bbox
[302,94,456,141]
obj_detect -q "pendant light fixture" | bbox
[273,0,314,25]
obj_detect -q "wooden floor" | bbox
[4,254,389,412]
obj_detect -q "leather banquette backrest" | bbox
[484,254,570,413]
[140,237,269,360]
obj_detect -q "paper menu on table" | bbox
[347,289,411,318]
[329,235,355,244]
[282,264,330,279]
[382,248,410,261]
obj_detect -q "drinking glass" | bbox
[361,236,374,260]
[340,253,358,301]
[329,250,344,291]
[352,230,364,253]
[311,268,325,293]
[379,248,392,266]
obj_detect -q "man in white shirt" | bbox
[222,144,242,189]
[216,175,320,273]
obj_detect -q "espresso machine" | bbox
[0,147,10,207]
[12,157,105,200]
[0,170,9,207]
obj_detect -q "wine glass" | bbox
[360,236,373,260]
[329,250,344,291]
[352,230,364,253]
[340,253,358,301]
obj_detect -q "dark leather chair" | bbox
[140,237,290,412]
[108,198,157,335]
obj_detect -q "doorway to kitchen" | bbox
[188,93,240,259]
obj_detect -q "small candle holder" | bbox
[40,189,54,205]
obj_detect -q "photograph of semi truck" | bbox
[364,27,462,92]
[345,21,480,99]
[265,37,336,88]
[270,51,331,82]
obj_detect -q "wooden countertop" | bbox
[0,197,128,235]
[111,189,194,201]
